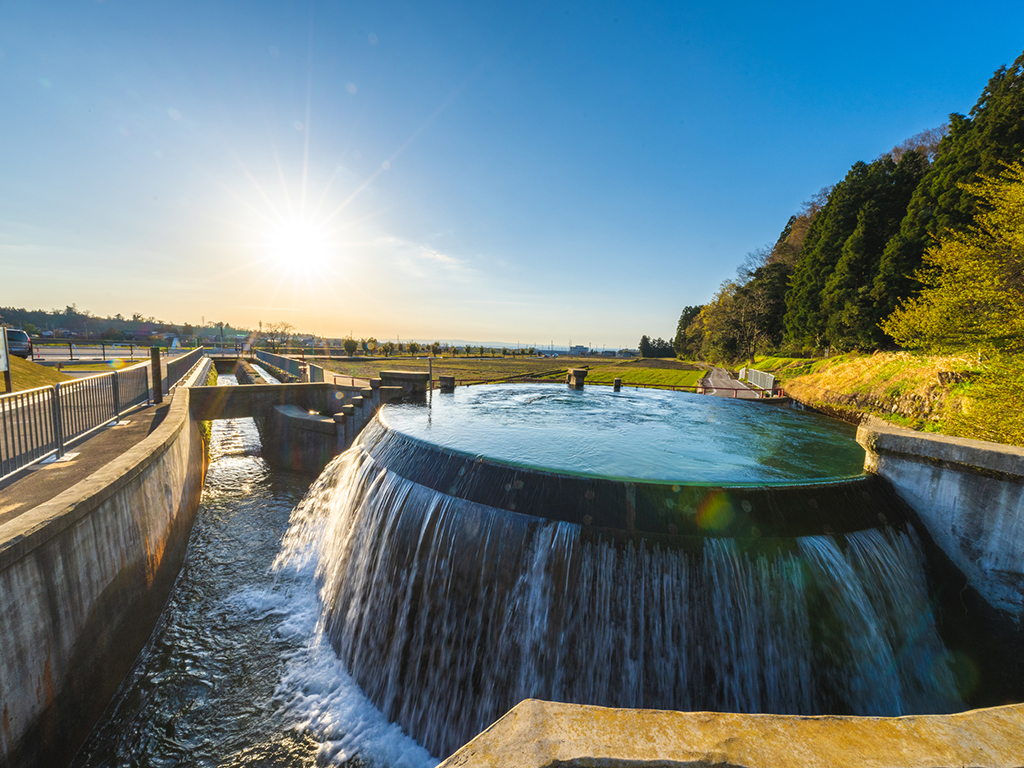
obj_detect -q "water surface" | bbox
[383,384,865,484]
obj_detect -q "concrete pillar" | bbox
[438,375,456,393]
[332,411,348,451]
[340,404,356,445]
[349,396,364,432]
[568,368,587,390]
[369,378,382,409]
[613,377,621,392]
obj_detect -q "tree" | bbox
[408,341,420,354]
[784,152,926,351]
[884,123,949,163]
[343,336,358,356]
[638,335,673,358]
[431,341,441,356]
[673,306,703,356]
[874,51,1024,323]
[881,161,1024,355]
[639,335,651,357]
[265,321,294,352]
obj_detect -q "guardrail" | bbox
[164,347,206,394]
[30,340,195,361]
[1,349,206,482]
[254,350,302,378]
[739,366,776,391]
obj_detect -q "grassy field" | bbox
[316,355,708,389]
[4,356,73,392]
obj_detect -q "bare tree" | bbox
[885,124,949,163]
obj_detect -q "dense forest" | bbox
[666,50,1024,364]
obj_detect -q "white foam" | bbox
[245,539,441,768]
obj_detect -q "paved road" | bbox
[30,344,199,363]
[701,367,760,399]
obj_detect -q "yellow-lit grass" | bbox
[4,356,73,392]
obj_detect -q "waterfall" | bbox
[280,445,963,759]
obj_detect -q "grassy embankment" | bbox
[3,356,73,392]
[753,351,1024,447]
[316,356,707,389]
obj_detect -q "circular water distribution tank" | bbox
[308,383,959,759]
[366,383,897,540]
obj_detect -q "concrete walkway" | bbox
[701,366,760,399]
[0,402,172,526]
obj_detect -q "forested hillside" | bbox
[674,50,1024,363]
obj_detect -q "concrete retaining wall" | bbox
[856,424,1024,622]
[440,699,1024,768]
[0,360,210,768]
[260,385,405,473]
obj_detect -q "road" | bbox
[701,367,760,399]
[30,344,194,363]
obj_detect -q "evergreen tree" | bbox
[672,305,703,356]
[784,151,928,350]
[873,51,1024,321]
[821,150,928,348]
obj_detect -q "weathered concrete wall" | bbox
[260,385,405,473]
[189,381,366,421]
[857,424,1024,622]
[0,361,210,768]
[440,698,1024,768]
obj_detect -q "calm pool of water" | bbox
[382,384,865,485]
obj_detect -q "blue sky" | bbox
[1,1,1022,347]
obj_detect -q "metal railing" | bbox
[739,366,777,391]
[254,350,302,378]
[0,351,206,482]
[0,386,59,479]
[165,347,206,393]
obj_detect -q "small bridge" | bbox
[188,368,431,473]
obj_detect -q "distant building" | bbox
[569,345,589,356]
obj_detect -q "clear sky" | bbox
[1,1,1022,348]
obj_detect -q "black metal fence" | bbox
[164,347,206,393]
[0,349,206,482]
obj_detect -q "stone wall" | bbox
[0,361,210,768]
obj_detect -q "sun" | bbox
[265,218,334,271]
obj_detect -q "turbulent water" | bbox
[283,445,964,759]
[71,376,436,768]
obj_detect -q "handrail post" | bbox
[112,371,121,422]
[151,346,163,404]
[53,383,65,459]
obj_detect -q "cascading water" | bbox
[281,426,963,759]
[71,375,437,768]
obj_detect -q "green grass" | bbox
[315,355,707,390]
[561,364,705,389]
[4,356,73,392]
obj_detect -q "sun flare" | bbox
[265,218,334,270]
